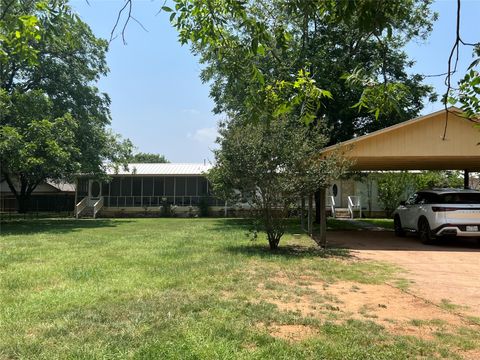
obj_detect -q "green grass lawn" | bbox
[359,218,394,229]
[0,218,475,359]
[326,218,394,230]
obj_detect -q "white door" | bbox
[330,183,342,208]
[88,180,101,206]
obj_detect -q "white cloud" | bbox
[182,108,200,115]
[191,127,218,144]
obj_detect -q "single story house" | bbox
[75,163,227,217]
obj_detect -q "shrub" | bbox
[198,198,210,217]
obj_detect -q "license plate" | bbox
[466,226,478,232]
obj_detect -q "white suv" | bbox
[393,189,480,244]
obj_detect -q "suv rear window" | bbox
[434,193,480,204]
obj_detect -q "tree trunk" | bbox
[319,188,327,248]
[308,194,313,236]
[2,173,38,213]
[267,232,280,250]
[300,196,305,231]
[314,190,320,224]
[17,194,30,213]
[268,239,279,250]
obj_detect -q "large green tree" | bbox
[0,0,132,212]
[127,152,169,163]
[163,0,436,134]
[161,0,438,225]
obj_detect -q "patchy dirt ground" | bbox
[257,323,318,342]
[327,230,480,319]
[249,232,480,360]
[257,274,476,343]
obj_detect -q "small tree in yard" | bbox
[209,117,346,250]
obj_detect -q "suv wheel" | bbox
[418,218,435,245]
[394,216,406,237]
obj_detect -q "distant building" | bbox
[0,178,75,212]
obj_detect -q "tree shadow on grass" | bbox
[209,218,255,229]
[210,218,306,235]
[212,218,351,259]
[0,218,131,236]
[223,243,351,259]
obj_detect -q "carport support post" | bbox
[319,187,327,247]
[464,170,470,189]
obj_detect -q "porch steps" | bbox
[334,208,350,219]
[78,206,94,218]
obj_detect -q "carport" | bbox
[315,107,480,243]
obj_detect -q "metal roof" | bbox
[107,163,213,176]
[46,180,76,192]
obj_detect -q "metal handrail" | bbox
[93,197,104,219]
[347,196,361,219]
[75,197,88,219]
[328,195,336,218]
[101,195,225,208]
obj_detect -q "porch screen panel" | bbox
[102,182,109,196]
[207,180,213,195]
[121,178,132,196]
[143,177,153,196]
[198,177,208,196]
[186,177,197,196]
[109,197,118,207]
[110,178,121,196]
[165,177,174,196]
[77,179,88,197]
[132,178,142,196]
[154,177,164,196]
[175,177,186,196]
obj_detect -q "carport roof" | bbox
[321,107,480,171]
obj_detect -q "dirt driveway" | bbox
[328,230,480,318]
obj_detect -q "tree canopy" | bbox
[0,0,132,212]
[112,0,478,119]
[127,152,169,163]
[161,0,437,137]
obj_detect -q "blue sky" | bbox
[70,0,479,163]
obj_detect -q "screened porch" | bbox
[76,175,226,208]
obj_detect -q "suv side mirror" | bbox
[399,200,406,206]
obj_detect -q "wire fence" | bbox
[0,211,73,221]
